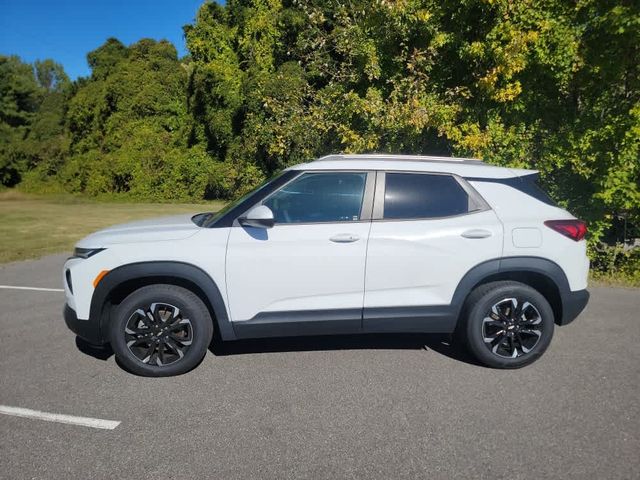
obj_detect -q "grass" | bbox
[0,190,226,264]
[589,272,640,289]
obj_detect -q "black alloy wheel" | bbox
[110,284,213,377]
[125,303,193,366]
[459,281,555,369]
[481,298,544,358]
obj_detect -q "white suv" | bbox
[63,154,590,376]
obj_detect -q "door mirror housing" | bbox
[238,205,275,229]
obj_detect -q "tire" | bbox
[109,284,213,377]
[458,281,555,369]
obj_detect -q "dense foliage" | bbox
[0,56,70,186]
[183,0,639,244]
[1,1,638,252]
[1,40,221,201]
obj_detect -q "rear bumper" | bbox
[559,289,590,326]
[64,303,105,345]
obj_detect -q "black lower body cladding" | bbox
[64,303,104,345]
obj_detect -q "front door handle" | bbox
[461,229,492,239]
[329,233,360,243]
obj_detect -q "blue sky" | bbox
[0,0,206,79]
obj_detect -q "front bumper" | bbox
[559,289,590,326]
[64,303,105,345]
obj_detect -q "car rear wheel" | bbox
[459,281,555,369]
[110,284,213,377]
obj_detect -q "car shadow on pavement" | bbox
[73,333,483,369]
[209,333,483,367]
[75,337,114,361]
[74,338,145,375]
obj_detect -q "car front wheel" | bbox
[109,284,213,377]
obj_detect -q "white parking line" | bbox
[0,405,120,430]
[0,285,64,292]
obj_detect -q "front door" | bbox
[226,171,374,336]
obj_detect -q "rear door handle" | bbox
[329,233,360,243]
[461,229,492,239]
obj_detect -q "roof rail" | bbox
[314,153,482,163]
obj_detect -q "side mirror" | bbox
[238,205,275,229]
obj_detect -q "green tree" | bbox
[0,55,54,185]
[185,0,639,241]
[59,38,215,200]
[34,59,70,93]
[20,59,71,183]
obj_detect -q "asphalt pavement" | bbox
[0,253,638,479]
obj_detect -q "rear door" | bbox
[363,171,503,331]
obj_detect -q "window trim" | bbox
[233,170,376,227]
[372,170,490,222]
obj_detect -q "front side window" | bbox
[384,173,470,220]
[264,172,367,224]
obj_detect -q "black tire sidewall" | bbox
[110,285,213,377]
[465,283,555,369]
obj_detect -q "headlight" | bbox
[73,247,106,259]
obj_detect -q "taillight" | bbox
[544,219,587,241]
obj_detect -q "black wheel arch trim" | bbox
[450,256,580,325]
[89,261,236,343]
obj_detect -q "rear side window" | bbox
[383,173,471,220]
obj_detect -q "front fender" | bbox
[90,261,235,342]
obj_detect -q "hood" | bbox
[76,214,202,247]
